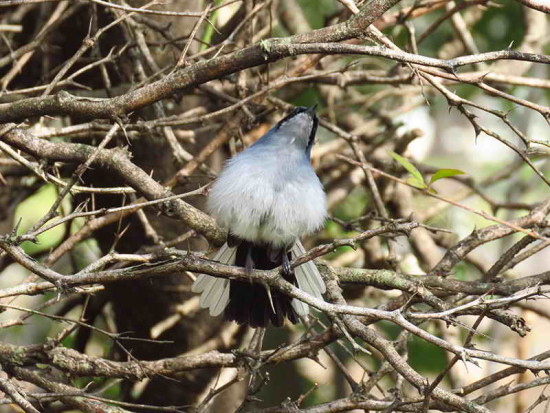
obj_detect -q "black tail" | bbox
[224,240,299,328]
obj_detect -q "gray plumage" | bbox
[192,106,327,327]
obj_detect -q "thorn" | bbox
[473,125,482,141]
[477,71,491,83]
[460,350,470,373]
[264,284,276,314]
[308,353,327,369]
[11,217,23,239]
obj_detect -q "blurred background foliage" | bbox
[14,184,69,255]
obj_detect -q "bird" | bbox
[192,105,327,327]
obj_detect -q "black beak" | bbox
[305,104,318,117]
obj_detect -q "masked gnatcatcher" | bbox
[192,106,326,327]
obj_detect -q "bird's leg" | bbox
[245,246,254,282]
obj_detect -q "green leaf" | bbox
[389,151,426,187]
[429,169,465,185]
[406,176,428,189]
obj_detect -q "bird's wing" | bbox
[191,243,236,316]
[290,240,326,316]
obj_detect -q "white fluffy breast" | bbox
[207,143,326,247]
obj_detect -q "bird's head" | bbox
[269,105,318,156]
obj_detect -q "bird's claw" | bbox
[282,256,292,278]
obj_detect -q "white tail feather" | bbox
[191,243,236,316]
[210,280,230,316]
[290,240,326,316]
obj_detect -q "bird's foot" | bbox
[281,253,293,278]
